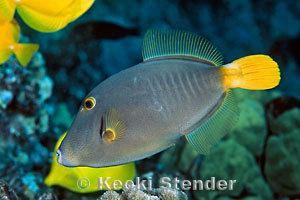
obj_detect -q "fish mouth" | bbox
[56,148,78,168]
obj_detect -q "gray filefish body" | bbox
[57,29,280,168]
[58,58,224,167]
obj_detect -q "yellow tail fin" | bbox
[221,55,280,90]
[0,0,16,22]
[13,43,39,66]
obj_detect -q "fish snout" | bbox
[56,148,78,167]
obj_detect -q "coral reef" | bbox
[0,51,54,199]
[1,0,300,199]
[196,139,272,200]
[265,129,300,195]
[0,180,20,200]
[98,185,187,200]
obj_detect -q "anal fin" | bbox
[185,91,239,154]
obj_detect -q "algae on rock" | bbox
[231,99,267,156]
[197,139,272,200]
[265,129,300,195]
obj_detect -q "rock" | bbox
[0,180,19,200]
[197,139,272,199]
[269,108,300,134]
[265,130,300,195]
[231,100,267,156]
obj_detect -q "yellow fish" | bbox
[0,0,95,32]
[0,19,38,66]
[45,132,136,193]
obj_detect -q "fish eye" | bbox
[83,97,96,110]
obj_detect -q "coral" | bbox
[231,99,267,156]
[96,184,187,200]
[37,191,58,200]
[1,0,300,199]
[98,190,121,200]
[197,139,272,200]
[122,184,159,200]
[154,187,188,200]
[0,48,53,199]
[265,130,300,195]
[0,180,19,200]
[269,108,300,134]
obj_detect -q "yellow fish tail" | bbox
[68,0,95,22]
[17,6,70,32]
[0,0,16,22]
[12,0,94,32]
[13,43,39,66]
[221,55,281,90]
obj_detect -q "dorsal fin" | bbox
[185,91,239,154]
[142,29,223,66]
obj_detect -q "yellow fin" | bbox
[16,6,70,32]
[13,43,39,66]
[103,108,126,143]
[68,0,95,22]
[0,0,16,22]
[0,20,20,43]
[0,48,12,65]
[15,0,94,32]
[18,0,76,15]
[221,55,280,90]
[44,132,136,193]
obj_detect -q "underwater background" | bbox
[0,0,300,199]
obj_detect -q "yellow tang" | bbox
[0,19,38,66]
[44,132,136,193]
[0,0,95,32]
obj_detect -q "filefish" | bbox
[45,132,136,193]
[57,30,280,168]
[0,20,38,66]
[0,0,94,32]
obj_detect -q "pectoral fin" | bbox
[102,108,126,143]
